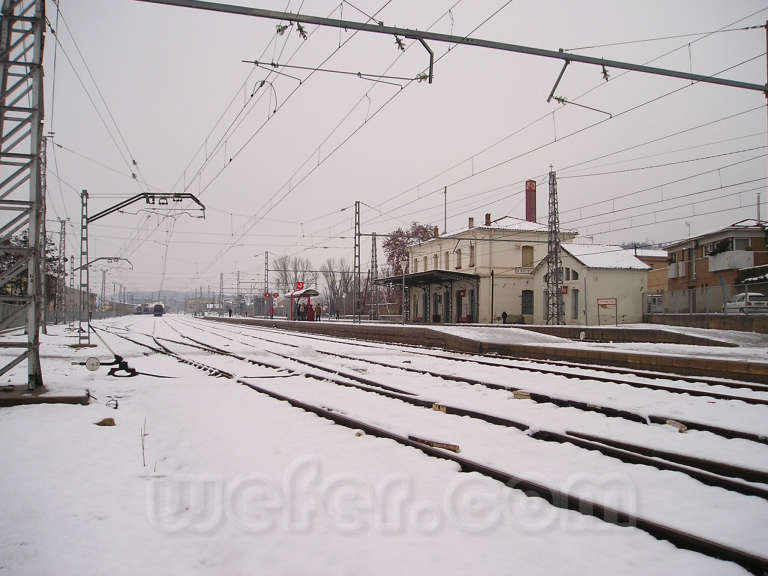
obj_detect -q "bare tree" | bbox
[274,255,317,293]
[320,257,353,317]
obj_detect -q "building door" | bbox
[432,292,440,322]
[469,289,475,322]
[456,292,463,322]
[571,288,579,320]
[422,291,428,322]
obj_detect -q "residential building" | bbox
[665,219,767,312]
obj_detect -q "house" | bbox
[664,219,768,312]
[381,206,577,323]
[532,243,649,325]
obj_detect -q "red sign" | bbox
[561,286,568,294]
[296,281,304,290]
[273,292,279,298]
[264,292,271,298]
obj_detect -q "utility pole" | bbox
[264,251,269,319]
[370,232,378,320]
[55,218,67,324]
[353,201,361,323]
[68,254,75,329]
[443,186,447,235]
[219,272,224,314]
[78,190,90,345]
[545,169,564,325]
[100,269,106,313]
[0,0,45,387]
[39,139,48,335]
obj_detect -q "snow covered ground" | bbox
[1,315,766,575]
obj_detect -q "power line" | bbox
[558,146,768,179]
[48,6,151,192]
[372,5,768,220]
[565,23,766,52]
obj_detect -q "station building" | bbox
[389,210,577,324]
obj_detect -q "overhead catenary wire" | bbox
[372,6,768,216]
[565,24,766,52]
[46,6,151,193]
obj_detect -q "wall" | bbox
[533,257,647,325]
[645,313,768,334]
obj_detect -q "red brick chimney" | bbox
[484,213,491,226]
[468,217,474,229]
[525,180,536,222]
[433,226,439,237]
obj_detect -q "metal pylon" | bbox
[55,218,66,324]
[545,170,564,325]
[0,0,46,388]
[369,232,378,320]
[353,201,360,323]
[78,190,90,344]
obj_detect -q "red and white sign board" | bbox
[273,292,279,298]
[264,292,271,298]
[296,281,304,290]
[561,286,568,294]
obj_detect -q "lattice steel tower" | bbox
[369,232,378,320]
[353,200,360,323]
[0,0,46,387]
[545,169,564,325]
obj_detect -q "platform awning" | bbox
[288,288,320,298]
[375,270,479,288]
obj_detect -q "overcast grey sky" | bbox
[45,0,767,296]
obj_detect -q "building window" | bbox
[444,251,449,269]
[433,254,439,269]
[565,268,571,281]
[572,270,579,280]
[456,249,462,269]
[469,244,476,267]
[735,237,750,250]
[423,256,428,271]
[521,290,534,315]
[413,259,418,273]
[522,245,534,267]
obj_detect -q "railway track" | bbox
[96,320,768,574]
[194,318,768,395]
[172,317,768,445]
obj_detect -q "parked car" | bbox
[722,292,768,313]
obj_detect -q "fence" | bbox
[644,281,768,314]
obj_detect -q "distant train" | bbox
[152,302,165,317]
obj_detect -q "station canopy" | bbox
[288,288,320,298]
[375,270,478,288]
